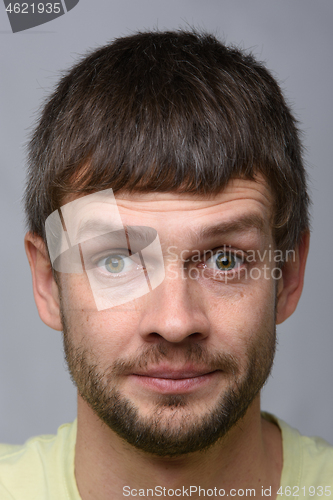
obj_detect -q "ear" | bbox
[25,232,63,331]
[276,231,310,324]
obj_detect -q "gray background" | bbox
[0,0,332,445]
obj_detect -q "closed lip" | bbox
[131,366,219,379]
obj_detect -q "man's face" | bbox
[59,177,278,456]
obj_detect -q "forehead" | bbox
[59,176,274,247]
[114,177,273,227]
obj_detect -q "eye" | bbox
[97,253,141,274]
[205,251,244,272]
[104,254,125,273]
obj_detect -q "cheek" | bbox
[59,273,96,312]
[60,278,142,361]
[204,276,276,355]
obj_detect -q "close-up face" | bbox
[54,176,281,456]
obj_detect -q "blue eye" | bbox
[97,253,140,275]
[206,251,243,271]
[104,255,125,273]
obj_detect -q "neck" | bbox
[74,395,282,500]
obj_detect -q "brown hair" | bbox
[24,29,310,251]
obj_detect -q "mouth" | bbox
[128,366,221,394]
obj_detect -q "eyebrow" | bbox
[75,220,121,239]
[192,213,267,242]
[75,213,266,246]
[75,221,156,247]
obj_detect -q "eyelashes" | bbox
[97,253,142,275]
[89,247,248,286]
[204,250,245,273]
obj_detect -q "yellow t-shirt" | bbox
[264,413,333,498]
[0,420,80,499]
[0,414,332,499]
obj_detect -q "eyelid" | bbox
[203,247,246,261]
[202,248,246,272]
[90,248,131,265]
[95,252,142,273]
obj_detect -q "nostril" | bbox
[148,332,163,341]
[189,332,204,341]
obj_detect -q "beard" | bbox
[61,304,276,458]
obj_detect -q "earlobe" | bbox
[24,232,63,331]
[276,231,310,324]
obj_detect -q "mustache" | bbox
[109,342,239,376]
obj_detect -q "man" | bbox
[0,30,332,499]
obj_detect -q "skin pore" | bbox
[25,177,309,500]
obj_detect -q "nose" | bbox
[137,270,210,344]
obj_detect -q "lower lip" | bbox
[129,371,219,394]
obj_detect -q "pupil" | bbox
[217,253,234,270]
